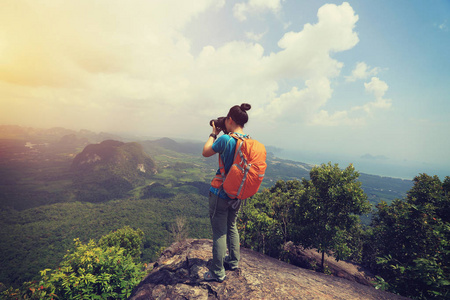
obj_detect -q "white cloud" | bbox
[283,21,292,30]
[345,62,379,82]
[267,2,359,80]
[0,1,391,139]
[245,31,266,41]
[351,77,392,115]
[234,0,283,22]
[155,1,362,132]
[253,2,359,128]
[258,77,333,124]
[311,109,363,127]
[310,77,392,127]
[0,0,222,133]
[438,20,448,31]
[364,77,388,99]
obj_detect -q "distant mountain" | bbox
[140,136,413,204]
[141,137,202,155]
[0,125,123,144]
[0,125,413,206]
[71,139,156,179]
[70,140,157,202]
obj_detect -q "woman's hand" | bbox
[203,121,220,157]
[212,121,221,135]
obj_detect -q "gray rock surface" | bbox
[129,239,409,300]
[282,241,376,287]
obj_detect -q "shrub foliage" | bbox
[240,165,450,299]
[366,174,450,299]
[1,227,146,299]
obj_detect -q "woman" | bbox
[202,103,251,282]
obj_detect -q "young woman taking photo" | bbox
[202,103,251,282]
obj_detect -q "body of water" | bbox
[276,149,448,181]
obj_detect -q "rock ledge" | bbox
[129,239,409,300]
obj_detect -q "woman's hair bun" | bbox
[240,103,251,111]
[228,103,251,127]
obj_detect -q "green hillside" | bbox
[70,140,157,202]
[0,195,210,287]
[0,125,413,288]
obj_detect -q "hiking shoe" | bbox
[224,256,238,270]
[204,271,226,282]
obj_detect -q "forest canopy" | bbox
[240,171,450,299]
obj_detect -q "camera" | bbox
[209,117,228,133]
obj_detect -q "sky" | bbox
[1,0,449,179]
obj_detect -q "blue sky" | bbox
[0,0,449,179]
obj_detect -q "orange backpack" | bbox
[211,133,267,200]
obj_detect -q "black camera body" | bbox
[209,117,228,134]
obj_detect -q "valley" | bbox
[0,125,413,287]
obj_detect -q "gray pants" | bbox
[209,192,241,278]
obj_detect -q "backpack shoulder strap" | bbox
[228,133,250,163]
[224,134,234,152]
[218,134,238,176]
[229,132,250,141]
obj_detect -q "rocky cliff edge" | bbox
[129,239,409,300]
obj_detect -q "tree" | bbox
[240,163,370,270]
[293,163,371,270]
[170,216,189,243]
[239,185,287,257]
[367,174,450,299]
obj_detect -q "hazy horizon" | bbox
[2,122,447,181]
[275,148,448,181]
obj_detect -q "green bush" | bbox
[1,228,146,300]
[98,226,144,259]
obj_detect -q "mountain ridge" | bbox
[69,139,157,202]
[0,125,413,208]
